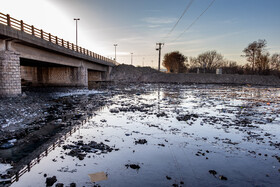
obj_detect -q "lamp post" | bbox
[113,44,118,61]
[130,53,133,65]
[74,18,80,46]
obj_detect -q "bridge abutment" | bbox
[0,50,21,96]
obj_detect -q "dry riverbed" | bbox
[1,84,280,186]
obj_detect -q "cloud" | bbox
[148,25,161,28]
[141,17,176,24]
[144,9,161,13]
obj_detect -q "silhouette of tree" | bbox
[193,50,223,71]
[242,39,267,72]
[271,53,280,71]
[163,51,187,73]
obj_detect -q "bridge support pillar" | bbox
[101,66,112,81]
[0,50,21,96]
[78,66,88,87]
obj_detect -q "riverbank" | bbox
[111,64,280,86]
[0,84,149,184]
[0,87,115,183]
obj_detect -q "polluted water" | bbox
[8,84,280,186]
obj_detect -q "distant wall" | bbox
[111,65,280,86]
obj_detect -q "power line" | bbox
[164,0,195,40]
[171,0,216,43]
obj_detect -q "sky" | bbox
[1,0,280,68]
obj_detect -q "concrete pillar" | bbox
[0,50,21,96]
[102,66,112,81]
[78,66,88,87]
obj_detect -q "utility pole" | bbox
[113,44,118,61]
[73,18,80,46]
[156,43,164,71]
[252,49,255,72]
[130,53,133,65]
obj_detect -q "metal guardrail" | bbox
[9,116,93,184]
[0,12,117,65]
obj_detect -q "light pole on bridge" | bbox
[113,44,118,61]
[74,18,80,46]
[130,52,133,65]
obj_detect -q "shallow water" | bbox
[11,84,280,186]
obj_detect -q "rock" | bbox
[219,175,228,180]
[125,164,140,170]
[55,183,64,187]
[209,170,217,176]
[166,176,172,180]
[135,139,147,145]
[77,153,86,160]
[46,176,57,186]
[156,112,167,117]
[176,114,198,121]
[63,140,114,159]
[21,92,27,98]
[109,108,119,113]
[70,183,76,187]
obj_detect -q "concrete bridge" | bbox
[0,12,117,96]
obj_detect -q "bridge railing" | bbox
[0,12,117,65]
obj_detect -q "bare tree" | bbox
[255,52,270,73]
[196,50,224,70]
[188,57,198,68]
[271,53,280,71]
[242,39,267,72]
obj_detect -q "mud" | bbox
[1,83,280,186]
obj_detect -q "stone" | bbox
[46,176,57,186]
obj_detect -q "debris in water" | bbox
[125,164,141,170]
[219,175,228,180]
[209,170,217,176]
[46,176,57,186]
[135,139,147,145]
[88,172,108,182]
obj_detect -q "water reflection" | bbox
[10,84,280,187]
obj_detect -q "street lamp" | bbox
[74,18,80,46]
[130,53,133,65]
[113,44,118,61]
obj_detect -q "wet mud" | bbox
[1,84,280,186]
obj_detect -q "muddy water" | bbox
[11,84,280,186]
